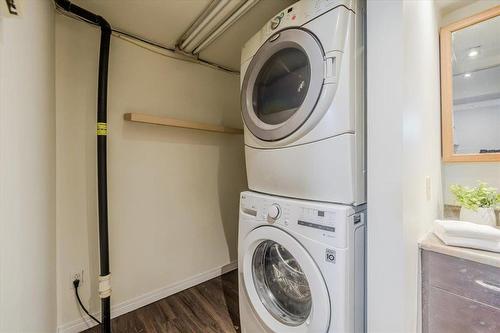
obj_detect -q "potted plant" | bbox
[450,182,500,227]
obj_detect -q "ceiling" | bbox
[71,0,296,72]
[435,0,478,16]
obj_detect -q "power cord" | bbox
[73,279,101,325]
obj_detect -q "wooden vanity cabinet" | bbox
[422,250,500,333]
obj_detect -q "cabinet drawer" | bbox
[423,250,500,308]
[426,286,500,333]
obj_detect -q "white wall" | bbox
[443,163,500,203]
[441,0,500,203]
[0,1,56,332]
[367,0,442,332]
[56,14,246,331]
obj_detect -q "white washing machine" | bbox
[238,191,366,333]
[240,0,366,205]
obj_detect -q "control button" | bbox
[267,204,281,220]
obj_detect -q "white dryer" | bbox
[238,191,366,333]
[240,0,366,205]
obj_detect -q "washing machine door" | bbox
[241,29,324,141]
[242,226,330,333]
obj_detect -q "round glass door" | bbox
[252,240,312,326]
[242,226,331,332]
[241,29,324,142]
[252,48,311,125]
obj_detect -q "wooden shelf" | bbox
[124,113,243,135]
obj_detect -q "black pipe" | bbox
[55,1,112,332]
[97,25,112,333]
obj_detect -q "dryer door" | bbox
[242,226,330,333]
[241,29,324,141]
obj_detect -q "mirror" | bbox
[440,6,500,162]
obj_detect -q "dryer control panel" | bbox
[241,0,355,71]
[264,0,353,34]
[240,191,364,248]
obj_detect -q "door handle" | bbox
[475,279,500,293]
[269,33,280,42]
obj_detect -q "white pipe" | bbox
[193,0,260,54]
[180,0,230,50]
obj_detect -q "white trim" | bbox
[57,260,238,333]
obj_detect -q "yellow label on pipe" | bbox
[97,122,108,136]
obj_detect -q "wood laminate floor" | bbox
[83,270,240,333]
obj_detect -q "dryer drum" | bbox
[252,47,311,125]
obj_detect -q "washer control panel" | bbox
[240,192,360,248]
[298,208,336,232]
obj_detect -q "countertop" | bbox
[420,232,500,268]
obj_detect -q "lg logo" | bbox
[325,249,336,263]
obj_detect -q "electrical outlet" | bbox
[70,269,84,289]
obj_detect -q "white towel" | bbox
[435,220,500,241]
[434,220,500,253]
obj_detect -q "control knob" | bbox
[270,12,284,30]
[267,204,281,220]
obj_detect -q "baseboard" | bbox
[57,260,238,333]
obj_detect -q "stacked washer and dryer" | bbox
[237,0,366,332]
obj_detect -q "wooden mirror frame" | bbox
[440,5,500,163]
